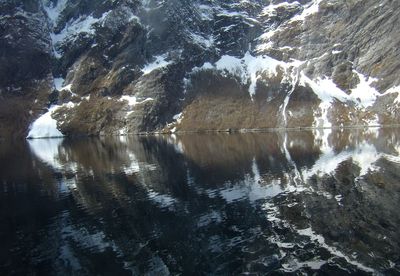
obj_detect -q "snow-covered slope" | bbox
[1,0,399,137]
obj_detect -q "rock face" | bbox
[0,0,53,138]
[1,0,400,137]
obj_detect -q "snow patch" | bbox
[280,66,301,127]
[260,2,301,17]
[188,32,214,48]
[42,0,68,27]
[350,71,380,107]
[60,84,73,93]
[173,112,184,124]
[27,106,64,139]
[383,85,400,103]
[192,52,300,98]
[141,54,172,75]
[53,77,65,90]
[51,11,110,57]
[291,0,322,22]
[52,13,109,44]
[299,71,380,127]
[300,73,349,103]
[120,96,154,106]
[54,79,76,96]
[193,62,214,72]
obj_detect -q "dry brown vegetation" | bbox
[53,96,125,136]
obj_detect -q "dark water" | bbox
[1,129,400,275]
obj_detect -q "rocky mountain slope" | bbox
[0,0,399,138]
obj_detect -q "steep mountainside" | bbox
[0,0,399,138]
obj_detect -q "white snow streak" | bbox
[142,55,172,75]
[120,96,154,106]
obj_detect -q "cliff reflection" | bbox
[8,128,400,274]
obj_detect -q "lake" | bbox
[1,128,399,275]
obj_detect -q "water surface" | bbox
[1,129,400,275]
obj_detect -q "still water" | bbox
[1,129,400,275]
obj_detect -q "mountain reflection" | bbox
[1,129,399,274]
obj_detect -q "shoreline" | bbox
[20,124,400,140]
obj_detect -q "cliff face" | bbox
[0,0,53,137]
[1,0,399,137]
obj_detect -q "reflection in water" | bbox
[1,128,400,274]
